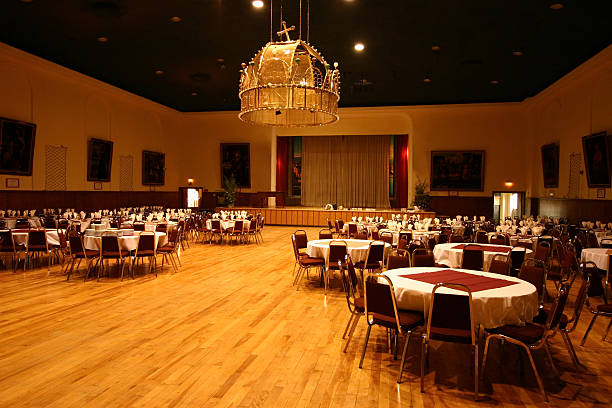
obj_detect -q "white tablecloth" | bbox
[306,239,392,264]
[378,229,439,246]
[433,243,532,271]
[383,267,539,329]
[10,229,62,247]
[83,232,167,252]
[581,248,612,271]
[206,219,250,231]
[2,218,42,229]
[343,223,379,236]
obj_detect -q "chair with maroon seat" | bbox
[51,228,68,266]
[130,232,157,280]
[534,242,550,264]
[386,254,410,270]
[347,223,358,238]
[371,230,380,240]
[293,229,309,259]
[489,236,506,245]
[157,228,180,272]
[26,229,51,270]
[324,241,348,294]
[355,241,385,279]
[360,273,424,383]
[396,237,408,257]
[481,285,570,402]
[555,275,590,369]
[291,233,324,289]
[516,240,533,250]
[399,231,412,246]
[98,232,127,280]
[412,248,435,267]
[421,283,479,399]
[437,232,450,244]
[15,219,30,229]
[133,222,145,232]
[475,230,489,244]
[339,255,364,352]
[518,258,548,307]
[510,246,527,276]
[450,234,464,243]
[335,220,347,238]
[353,231,368,240]
[318,228,334,239]
[580,261,612,346]
[209,219,223,244]
[228,220,245,244]
[488,253,510,275]
[379,231,393,247]
[0,230,16,271]
[461,244,484,271]
[66,233,99,281]
[327,219,336,238]
[246,218,259,243]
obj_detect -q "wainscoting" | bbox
[533,197,612,223]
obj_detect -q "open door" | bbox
[493,191,525,223]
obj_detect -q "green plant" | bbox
[412,177,431,209]
[223,175,238,206]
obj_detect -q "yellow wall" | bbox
[1,39,611,206]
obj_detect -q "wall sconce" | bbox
[187,178,194,186]
[504,181,514,188]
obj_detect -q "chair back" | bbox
[437,233,450,244]
[167,228,179,244]
[348,223,358,237]
[327,240,348,269]
[364,274,402,332]
[586,232,600,248]
[339,255,362,311]
[319,229,333,239]
[489,237,505,245]
[233,220,244,233]
[386,255,410,270]
[354,231,368,240]
[365,241,385,268]
[379,232,393,246]
[488,253,509,275]
[336,219,344,232]
[407,240,425,255]
[475,231,488,244]
[211,219,221,231]
[546,284,570,330]
[581,261,607,301]
[68,235,85,256]
[291,234,302,261]
[565,276,590,331]
[510,247,526,270]
[600,239,612,249]
[371,230,380,240]
[450,234,464,243]
[327,218,334,232]
[427,283,476,345]
[156,223,167,232]
[294,230,308,250]
[397,237,408,253]
[136,232,155,255]
[0,230,13,251]
[461,244,483,271]
[534,242,550,263]
[57,219,69,229]
[399,231,412,244]
[57,228,68,249]
[15,219,30,229]
[133,223,145,231]
[101,234,121,256]
[28,229,47,248]
[518,259,547,302]
[412,250,434,267]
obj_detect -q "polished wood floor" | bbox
[0,226,610,407]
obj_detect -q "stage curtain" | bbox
[301,135,390,208]
[276,137,289,192]
[396,134,409,208]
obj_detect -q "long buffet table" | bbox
[218,207,435,227]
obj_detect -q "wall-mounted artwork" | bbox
[221,143,250,188]
[142,150,165,185]
[430,150,485,191]
[582,132,610,188]
[0,117,36,176]
[541,143,559,188]
[87,138,113,181]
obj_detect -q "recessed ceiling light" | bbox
[252,0,264,8]
[423,76,431,83]
[97,36,108,43]
[154,69,164,75]
[170,16,182,23]
[549,3,564,10]
[20,0,33,3]
[431,45,441,51]
[354,42,365,52]
[191,91,199,96]
[217,58,225,63]
[512,50,523,56]
[489,80,500,85]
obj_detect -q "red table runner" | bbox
[399,269,519,292]
[452,244,511,253]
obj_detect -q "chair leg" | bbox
[603,319,612,341]
[561,331,581,370]
[474,344,479,400]
[580,314,598,346]
[343,314,361,353]
[544,339,559,377]
[420,336,427,393]
[522,344,548,402]
[358,325,372,369]
[480,336,492,390]
[397,331,411,383]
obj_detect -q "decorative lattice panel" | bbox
[568,153,581,198]
[120,155,133,191]
[45,145,67,190]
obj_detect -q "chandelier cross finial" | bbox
[276,21,295,41]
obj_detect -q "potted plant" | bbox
[223,175,238,207]
[412,177,431,210]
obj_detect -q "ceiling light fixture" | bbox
[512,50,523,56]
[170,16,182,22]
[431,45,441,51]
[549,3,564,10]
[252,1,264,8]
[154,69,164,75]
[239,0,340,127]
[354,42,365,52]
[423,76,431,83]
[489,80,499,85]
[191,91,199,96]
[97,36,109,43]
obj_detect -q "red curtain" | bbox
[276,137,289,192]
[395,134,409,208]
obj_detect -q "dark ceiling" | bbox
[1,0,611,112]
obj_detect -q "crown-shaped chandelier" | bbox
[239,0,340,127]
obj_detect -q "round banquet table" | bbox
[10,229,62,247]
[206,219,250,231]
[83,231,167,252]
[433,242,532,271]
[383,267,539,329]
[2,218,42,229]
[306,239,392,264]
[378,229,439,246]
[580,247,612,271]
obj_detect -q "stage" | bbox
[216,207,435,227]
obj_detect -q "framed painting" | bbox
[87,138,113,182]
[221,143,250,188]
[430,150,485,191]
[541,143,559,188]
[0,117,36,176]
[582,132,610,188]
[142,150,165,185]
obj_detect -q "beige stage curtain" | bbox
[301,135,391,208]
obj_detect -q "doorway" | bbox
[493,191,525,222]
